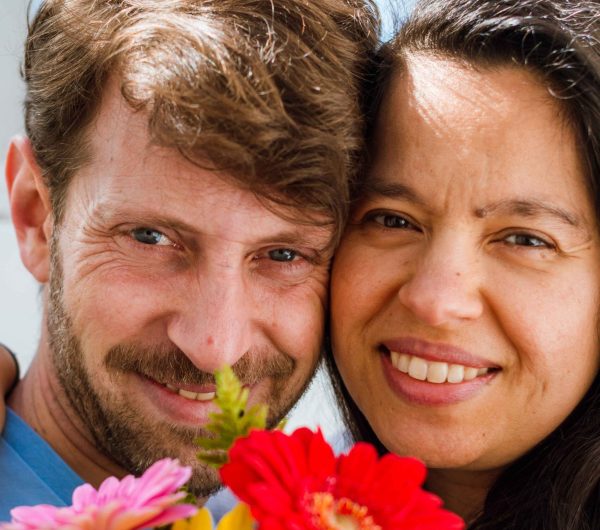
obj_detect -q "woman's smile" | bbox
[389,353,491,384]
[331,55,600,473]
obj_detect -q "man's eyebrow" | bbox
[96,207,333,248]
[253,229,334,253]
[95,207,198,233]
[475,199,582,228]
[362,179,425,206]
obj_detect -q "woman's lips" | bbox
[382,337,497,368]
[380,337,500,405]
[389,351,489,384]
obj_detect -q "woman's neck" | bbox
[426,466,502,524]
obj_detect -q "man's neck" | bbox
[8,342,127,488]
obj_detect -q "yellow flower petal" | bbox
[216,503,255,530]
[172,507,214,530]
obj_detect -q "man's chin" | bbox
[187,467,224,499]
[106,414,228,497]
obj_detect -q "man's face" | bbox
[46,83,330,495]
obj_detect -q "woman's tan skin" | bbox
[331,56,600,521]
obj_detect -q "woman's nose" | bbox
[397,236,484,328]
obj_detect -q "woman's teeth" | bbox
[390,352,489,384]
[164,383,215,402]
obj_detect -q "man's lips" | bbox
[137,373,217,402]
[130,374,220,425]
[163,382,216,402]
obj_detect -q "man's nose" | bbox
[167,270,255,373]
[397,235,484,328]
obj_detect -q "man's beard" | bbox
[46,240,318,497]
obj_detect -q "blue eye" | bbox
[268,249,298,262]
[504,233,551,248]
[131,228,172,246]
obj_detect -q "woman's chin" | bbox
[374,427,503,473]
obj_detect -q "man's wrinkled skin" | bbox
[4,82,330,497]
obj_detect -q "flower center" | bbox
[306,492,381,530]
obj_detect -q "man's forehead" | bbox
[68,158,333,251]
[68,198,333,258]
[86,78,151,166]
[66,78,335,248]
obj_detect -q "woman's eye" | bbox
[268,248,298,262]
[130,228,173,246]
[372,213,415,229]
[503,233,552,248]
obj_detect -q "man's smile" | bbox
[163,383,216,402]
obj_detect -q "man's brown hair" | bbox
[23,0,380,241]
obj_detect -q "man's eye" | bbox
[504,233,552,248]
[268,248,298,262]
[372,213,414,229]
[130,228,173,246]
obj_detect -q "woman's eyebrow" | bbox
[362,180,586,229]
[475,199,582,228]
[362,181,586,229]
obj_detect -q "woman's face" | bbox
[331,54,600,473]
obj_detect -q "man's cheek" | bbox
[63,276,173,349]
[273,283,327,348]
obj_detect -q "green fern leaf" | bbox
[196,365,268,468]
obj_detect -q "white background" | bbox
[0,0,41,367]
[0,0,411,437]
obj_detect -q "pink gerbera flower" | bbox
[1,458,197,530]
[220,428,465,530]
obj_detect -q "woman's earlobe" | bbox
[5,136,52,283]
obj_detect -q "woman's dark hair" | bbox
[327,1,600,528]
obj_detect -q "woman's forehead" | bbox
[382,54,556,131]
[365,54,596,230]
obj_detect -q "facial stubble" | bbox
[46,236,319,497]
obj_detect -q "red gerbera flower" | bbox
[220,428,464,530]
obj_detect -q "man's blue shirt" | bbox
[0,408,83,523]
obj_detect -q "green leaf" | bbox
[196,366,268,468]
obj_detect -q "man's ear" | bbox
[5,136,53,283]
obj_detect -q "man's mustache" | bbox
[104,343,295,386]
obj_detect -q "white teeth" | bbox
[195,391,216,401]
[463,367,479,381]
[390,352,490,384]
[164,384,215,402]
[178,388,199,400]
[398,354,410,373]
[447,364,465,384]
[426,362,448,384]
[408,356,428,381]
